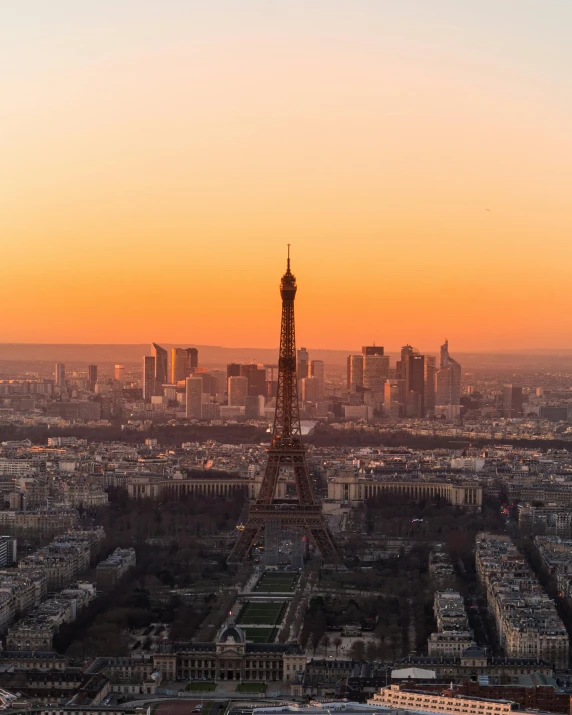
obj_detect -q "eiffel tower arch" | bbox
[228,249,341,564]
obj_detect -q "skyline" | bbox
[3,1,572,349]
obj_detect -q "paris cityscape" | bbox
[3,2,572,715]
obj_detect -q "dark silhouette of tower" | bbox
[228,250,341,564]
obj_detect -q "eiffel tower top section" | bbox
[272,246,302,450]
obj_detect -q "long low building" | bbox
[127,470,294,501]
[367,684,557,715]
[398,646,553,684]
[326,471,482,508]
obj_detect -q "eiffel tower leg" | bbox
[307,523,343,564]
[257,454,282,504]
[228,525,262,562]
[293,456,315,505]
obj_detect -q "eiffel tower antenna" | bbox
[228,249,341,563]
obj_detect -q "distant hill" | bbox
[2,344,572,369]
[0,343,352,366]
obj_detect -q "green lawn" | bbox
[236,683,267,693]
[186,682,217,692]
[254,572,298,592]
[237,600,286,626]
[242,627,276,643]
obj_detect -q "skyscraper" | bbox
[151,343,168,393]
[347,354,364,392]
[240,364,266,396]
[227,363,242,379]
[185,377,203,419]
[406,353,425,417]
[396,345,425,417]
[186,347,198,372]
[424,355,437,415]
[114,364,125,383]
[54,363,66,387]
[228,376,248,406]
[172,348,198,383]
[301,376,321,403]
[362,346,389,393]
[245,395,265,419]
[435,340,462,409]
[143,356,155,401]
[310,360,325,401]
[172,348,187,383]
[87,365,98,392]
[383,380,400,418]
[503,384,523,418]
[297,347,309,384]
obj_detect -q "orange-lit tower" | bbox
[228,248,341,563]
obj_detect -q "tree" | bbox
[322,635,331,656]
[349,639,366,661]
[334,636,343,656]
[311,630,321,655]
[365,640,378,663]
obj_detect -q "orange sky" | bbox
[2,1,572,351]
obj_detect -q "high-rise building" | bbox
[172,348,188,383]
[406,353,425,417]
[245,395,265,419]
[227,363,242,379]
[151,343,168,394]
[228,376,248,406]
[225,364,266,396]
[362,346,389,409]
[383,380,400,418]
[0,536,17,567]
[347,355,364,392]
[424,355,437,415]
[310,360,325,401]
[435,340,462,410]
[397,345,414,380]
[172,348,198,383]
[54,363,66,387]
[209,370,227,396]
[185,377,203,419]
[240,364,267,396]
[143,356,156,401]
[297,347,309,384]
[301,376,321,403]
[362,345,384,357]
[87,365,98,392]
[503,384,523,418]
[114,364,125,383]
[186,347,198,371]
[396,345,425,416]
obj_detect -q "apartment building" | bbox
[475,534,568,668]
[428,591,475,657]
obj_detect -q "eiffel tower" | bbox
[228,248,341,564]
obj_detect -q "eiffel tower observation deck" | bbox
[228,248,341,564]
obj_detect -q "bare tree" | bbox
[349,639,366,661]
[334,636,342,656]
[365,640,378,662]
[322,635,331,656]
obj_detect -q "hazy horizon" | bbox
[3,343,572,371]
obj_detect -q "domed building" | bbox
[152,620,306,684]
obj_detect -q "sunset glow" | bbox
[2,1,572,350]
